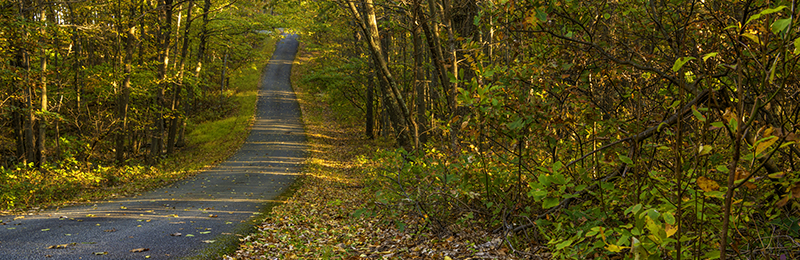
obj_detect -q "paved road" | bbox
[0,34,304,259]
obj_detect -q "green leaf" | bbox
[625,203,643,215]
[771,18,792,35]
[663,212,676,225]
[794,37,800,55]
[702,52,719,62]
[746,6,787,25]
[543,197,560,209]
[705,191,726,198]
[552,161,563,173]
[716,165,730,173]
[538,174,551,187]
[618,155,634,165]
[551,173,567,185]
[704,250,721,259]
[692,105,706,122]
[741,33,761,45]
[535,9,547,22]
[698,144,713,156]
[729,117,738,131]
[672,57,696,72]
[555,239,573,250]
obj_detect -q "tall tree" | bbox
[345,0,416,148]
[149,0,174,164]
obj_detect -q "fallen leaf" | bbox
[48,244,70,249]
[130,248,149,252]
[202,240,216,243]
[209,214,218,218]
[93,252,108,255]
[171,233,182,236]
[200,231,211,234]
[185,234,195,237]
[104,229,116,232]
[41,228,50,232]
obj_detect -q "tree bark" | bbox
[37,2,48,165]
[116,4,136,164]
[150,0,173,164]
[167,0,194,154]
[346,0,415,148]
[412,0,428,146]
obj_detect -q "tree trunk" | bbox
[150,0,173,164]
[169,0,194,152]
[346,0,415,148]
[37,4,48,166]
[412,1,428,146]
[116,4,136,164]
[366,66,375,139]
[196,0,211,78]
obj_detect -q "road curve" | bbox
[0,34,304,259]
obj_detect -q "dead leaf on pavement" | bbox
[171,233,182,236]
[48,243,74,249]
[130,248,149,252]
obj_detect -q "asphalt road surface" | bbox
[0,34,305,259]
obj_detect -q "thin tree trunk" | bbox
[220,50,228,91]
[412,1,428,146]
[150,0,173,164]
[116,5,136,164]
[196,0,211,78]
[346,0,415,148]
[170,0,194,151]
[366,66,375,139]
[37,3,48,165]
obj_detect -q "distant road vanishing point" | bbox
[0,34,305,260]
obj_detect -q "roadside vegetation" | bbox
[234,0,800,259]
[0,0,278,212]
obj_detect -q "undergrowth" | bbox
[0,38,277,214]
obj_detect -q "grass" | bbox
[0,37,277,214]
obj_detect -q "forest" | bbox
[0,0,291,208]
[303,0,800,258]
[3,0,800,258]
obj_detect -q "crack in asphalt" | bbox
[0,34,304,260]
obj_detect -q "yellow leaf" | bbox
[665,224,678,237]
[722,107,737,123]
[755,136,778,156]
[697,176,720,192]
[445,256,453,260]
[605,243,629,253]
[742,32,761,45]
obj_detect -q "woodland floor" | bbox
[224,45,528,260]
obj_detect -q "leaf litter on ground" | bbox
[224,46,516,259]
